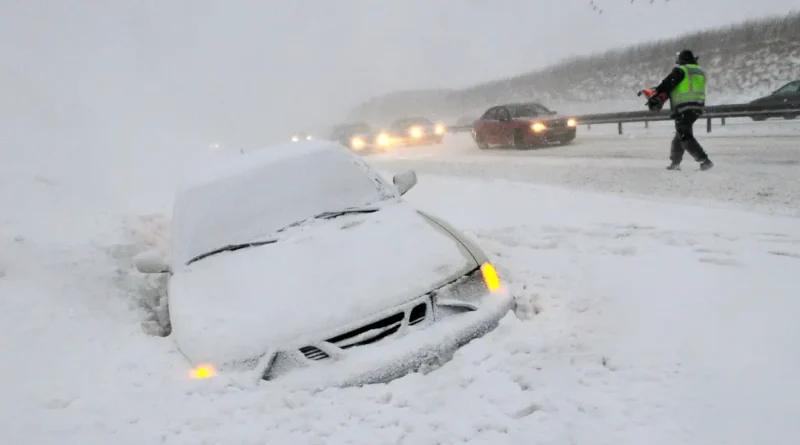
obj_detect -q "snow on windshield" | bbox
[171,142,398,266]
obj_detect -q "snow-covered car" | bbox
[134,140,516,387]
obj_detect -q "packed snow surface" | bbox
[3,126,800,444]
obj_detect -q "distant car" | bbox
[472,102,577,149]
[133,140,515,387]
[749,80,800,121]
[291,133,314,142]
[375,117,446,148]
[329,122,380,153]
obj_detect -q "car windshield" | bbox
[508,104,552,118]
[171,145,398,266]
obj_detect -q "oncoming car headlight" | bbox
[291,136,300,142]
[376,133,390,146]
[409,126,423,138]
[434,124,446,135]
[531,122,546,133]
[351,136,365,149]
[567,118,577,127]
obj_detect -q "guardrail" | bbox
[447,102,800,135]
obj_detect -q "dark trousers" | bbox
[670,110,709,163]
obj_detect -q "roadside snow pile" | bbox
[3,168,800,444]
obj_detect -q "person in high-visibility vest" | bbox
[649,50,714,171]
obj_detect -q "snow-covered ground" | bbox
[2,128,800,444]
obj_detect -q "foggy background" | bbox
[1,0,797,192]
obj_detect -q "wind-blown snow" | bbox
[3,150,799,444]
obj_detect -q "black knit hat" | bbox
[676,49,697,64]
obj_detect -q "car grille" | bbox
[547,119,567,129]
[298,301,429,361]
[299,346,329,360]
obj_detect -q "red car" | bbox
[471,102,577,149]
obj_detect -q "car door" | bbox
[476,108,499,143]
[495,107,512,144]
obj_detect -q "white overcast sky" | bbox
[1,0,798,149]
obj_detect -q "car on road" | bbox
[133,140,516,387]
[375,117,446,148]
[291,133,314,142]
[329,122,381,153]
[472,102,577,149]
[749,80,800,121]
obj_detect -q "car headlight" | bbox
[567,118,577,127]
[306,135,313,140]
[291,136,299,142]
[531,122,546,133]
[432,262,504,319]
[409,126,423,138]
[377,133,390,146]
[189,364,216,379]
[351,137,365,149]
[434,124,446,135]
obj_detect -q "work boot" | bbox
[699,159,714,171]
[666,162,681,171]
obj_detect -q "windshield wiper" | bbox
[187,239,277,265]
[188,208,381,265]
[274,207,380,234]
[313,207,379,220]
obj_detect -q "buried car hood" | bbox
[168,203,477,367]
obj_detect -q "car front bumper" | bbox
[273,290,515,389]
[214,288,516,390]
[530,127,576,144]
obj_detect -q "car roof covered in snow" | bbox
[178,140,345,192]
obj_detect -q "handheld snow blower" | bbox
[638,88,668,112]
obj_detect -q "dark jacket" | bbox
[653,66,686,97]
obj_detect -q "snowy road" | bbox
[368,120,800,217]
[2,127,800,445]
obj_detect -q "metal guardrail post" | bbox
[618,122,623,135]
[706,117,711,133]
[721,117,726,126]
[645,121,649,129]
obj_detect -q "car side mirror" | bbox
[134,250,171,274]
[393,170,418,195]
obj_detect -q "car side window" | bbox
[483,108,498,120]
[497,108,510,121]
